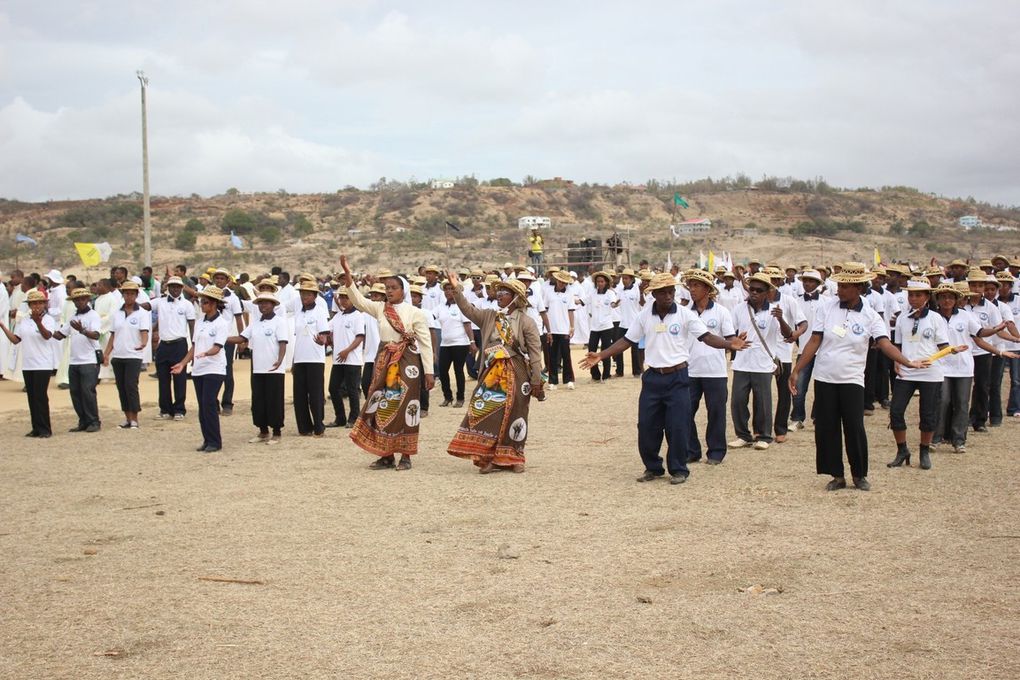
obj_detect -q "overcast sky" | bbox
[1,1,1017,204]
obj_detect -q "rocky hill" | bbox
[2,177,1018,278]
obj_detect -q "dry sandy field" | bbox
[1,358,1018,679]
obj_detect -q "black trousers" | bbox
[970,354,993,428]
[814,380,868,479]
[989,354,1006,425]
[864,346,880,409]
[251,372,285,432]
[221,342,236,409]
[439,344,469,401]
[69,363,100,428]
[361,361,374,398]
[876,353,891,404]
[467,329,482,379]
[612,322,624,375]
[587,328,614,379]
[687,376,728,461]
[328,363,362,425]
[889,378,941,432]
[155,339,188,416]
[292,362,325,435]
[548,334,574,385]
[731,370,773,443]
[773,362,792,435]
[616,326,643,375]
[23,369,52,436]
[193,373,224,448]
[418,355,430,412]
[111,358,142,412]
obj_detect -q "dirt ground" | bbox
[1,357,1018,679]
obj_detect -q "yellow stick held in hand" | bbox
[927,345,968,362]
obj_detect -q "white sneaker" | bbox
[790,421,804,431]
[173,413,185,421]
[156,413,171,420]
[547,384,558,391]
[753,440,770,451]
[728,439,752,448]
[565,382,575,390]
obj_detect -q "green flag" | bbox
[673,192,689,208]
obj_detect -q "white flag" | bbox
[698,250,706,269]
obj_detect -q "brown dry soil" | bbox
[1,358,1018,679]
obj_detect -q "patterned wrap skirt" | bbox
[447,347,533,467]
[350,341,423,457]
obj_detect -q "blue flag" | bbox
[230,231,244,249]
[15,233,38,246]
[445,221,461,232]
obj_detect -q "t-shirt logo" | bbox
[668,323,681,335]
[756,319,767,329]
[706,318,718,329]
[177,308,185,315]
[129,317,138,326]
[979,312,989,322]
[955,323,964,332]
[263,327,274,336]
[851,323,865,336]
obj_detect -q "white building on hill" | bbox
[518,216,552,230]
[670,218,712,236]
[431,179,455,189]
[958,215,982,229]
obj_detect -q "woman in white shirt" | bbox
[172,286,230,452]
[103,281,151,429]
[585,271,619,382]
[790,263,926,492]
[435,280,476,407]
[54,287,103,433]
[0,290,57,437]
[229,291,288,445]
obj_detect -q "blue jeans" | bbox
[791,357,815,423]
[638,368,692,477]
[687,376,728,462]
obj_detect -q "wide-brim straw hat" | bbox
[991,254,1010,266]
[26,290,48,303]
[496,279,529,306]
[69,288,91,300]
[256,282,280,293]
[484,275,501,286]
[638,270,653,282]
[799,269,823,282]
[591,270,612,285]
[410,275,426,286]
[297,281,320,293]
[948,259,968,268]
[978,259,994,269]
[376,269,397,280]
[722,271,737,279]
[503,262,514,269]
[966,268,988,283]
[369,283,387,295]
[831,262,872,284]
[424,264,441,274]
[165,276,184,287]
[905,277,933,292]
[199,285,225,302]
[409,284,424,295]
[212,267,234,280]
[747,258,762,266]
[933,283,964,299]
[516,270,536,282]
[619,267,636,277]
[953,281,972,295]
[333,285,350,296]
[552,270,573,284]
[646,273,679,292]
[253,292,280,305]
[746,272,776,290]
[119,281,140,291]
[682,268,718,296]
[469,268,485,277]
[763,266,784,279]
[995,271,1015,283]
[816,264,831,274]
[1010,257,1020,267]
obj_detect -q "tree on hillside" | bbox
[184,217,205,233]
[221,208,257,234]
[909,220,935,238]
[889,220,904,235]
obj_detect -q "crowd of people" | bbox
[1,252,1018,489]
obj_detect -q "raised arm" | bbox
[340,255,384,317]
[445,269,490,327]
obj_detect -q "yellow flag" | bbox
[708,250,715,272]
[74,242,102,267]
[873,247,881,267]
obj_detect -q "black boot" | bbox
[887,443,911,467]
[919,444,932,470]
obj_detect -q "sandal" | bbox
[395,456,412,471]
[479,462,497,474]
[369,456,395,470]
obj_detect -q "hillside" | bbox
[2,178,1018,278]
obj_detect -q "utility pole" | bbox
[137,70,152,267]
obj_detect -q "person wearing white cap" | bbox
[326,285,365,429]
[790,270,825,430]
[0,289,57,437]
[53,287,102,433]
[43,270,67,374]
[227,291,288,444]
[152,276,196,420]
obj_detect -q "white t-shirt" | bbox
[435,303,471,346]
[191,314,230,376]
[240,313,288,374]
[769,292,806,363]
[15,315,57,370]
[421,283,444,312]
[625,302,708,368]
[111,306,152,360]
[153,295,195,342]
[615,283,643,328]
[60,309,101,366]
[716,284,746,312]
[795,292,825,351]
[940,309,980,378]
[292,304,329,364]
[993,299,1016,351]
[330,309,366,366]
[965,299,1002,357]
[544,287,576,335]
[1000,293,1020,351]
[732,302,783,374]
[587,289,618,332]
[362,314,381,363]
[894,308,948,382]
[810,298,888,387]
[687,302,735,378]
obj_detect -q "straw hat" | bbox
[924,267,942,278]
[816,264,831,274]
[165,276,184,287]
[469,268,485,277]
[591,270,613,285]
[638,270,653,282]
[904,277,933,292]
[831,262,872,284]
[991,254,1010,266]
[120,281,140,291]
[764,266,784,279]
[457,267,471,277]
[546,266,561,274]
[799,269,823,282]
[682,269,718,296]
[552,270,573,284]
[198,285,225,302]
[995,271,1015,283]
[297,281,320,293]
[966,268,987,283]
[933,283,964,299]
[409,284,424,296]
[68,288,91,300]
[722,271,737,280]
[953,281,971,295]
[746,272,776,289]
[620,267,636,277]
[978,259,994,269]
[714,265,727,273]
[26,290,47,303]
[410,275,426,286]
[256,281,280,293]
[369,283,387,295]
[747,258,762,266]
[984,275,1000,286]
[872,267,887,277]
[424,264,441,274]
[296,272,316,283]
[376,269,397,280]
[516,270,536,282]
[484,274,500,286]
[646,273,679,292]
[253,292,280,305]
[1010,257,1020,267]
[496,278,529,305]
[333,285,350,296]
[212,267,233,280]
[502,261,514,269]
[948,259,968,268]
